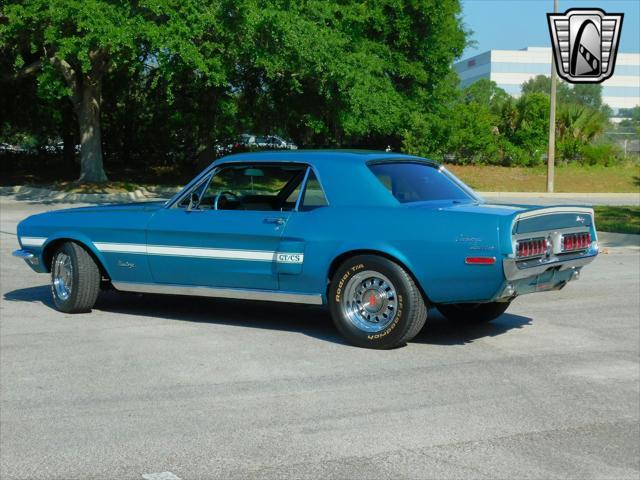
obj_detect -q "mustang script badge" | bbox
[547,8,623,84]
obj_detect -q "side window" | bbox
[179,164,307,211]
[301,171,328,211]
[177,175,211,209]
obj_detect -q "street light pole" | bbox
[547,0,558,192]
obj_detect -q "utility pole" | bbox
[547,0,558,192]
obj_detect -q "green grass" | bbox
[447,163,640,193]
[594,206,640,235]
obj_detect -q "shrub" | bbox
[580,143,623,166]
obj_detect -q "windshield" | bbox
[369,162,475,203]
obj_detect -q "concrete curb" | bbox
[479,192,639,198]
[0,185,181,203]
[480,191,639,206]
[1,185,639,206]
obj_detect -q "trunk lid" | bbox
[509,206,594,234]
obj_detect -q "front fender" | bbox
[39,232,114,278]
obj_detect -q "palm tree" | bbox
[555,104,607,161]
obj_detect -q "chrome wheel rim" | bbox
[53,252,73,301]
[340,270,398,333]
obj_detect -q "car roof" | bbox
[208,150,442,208]
[217,149,431,166]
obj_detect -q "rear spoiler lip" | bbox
[514,206,594,221]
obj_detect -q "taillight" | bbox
[515,237,548,259]
[561,232,591,252]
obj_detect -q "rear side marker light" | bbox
[465,256,496,265]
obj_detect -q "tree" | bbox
[2,0,468,177]
[555,103,608,161]
[461,79,510,114]
[510,92,550,157]
[521,75,574,104]
[572,84,603,110]
[1,0,230,182]
[446,101,502,163]
[521,74,605,110]
[234,0,467,149]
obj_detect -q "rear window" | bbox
[369,162,473,203]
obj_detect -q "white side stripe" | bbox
[94,242,147,253]
[21,237,47,247]
[93,242,304,264]
[148,245,275,261]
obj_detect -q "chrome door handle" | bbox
[264,217,286,225]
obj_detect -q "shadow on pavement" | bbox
[4,284,56,308]
[413,310,531,345]
[4,286,531,347]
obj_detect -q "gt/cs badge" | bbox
[547,8,623,84]
[276,253,304,264]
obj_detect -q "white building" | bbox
[453,47,640,113]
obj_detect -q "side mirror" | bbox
[187,192,200,211]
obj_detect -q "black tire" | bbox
[436,301,511,324]
[328,255,427,349]
[50,241,101,313]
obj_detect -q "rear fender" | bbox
[326,241,425,298]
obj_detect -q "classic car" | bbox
[13,150,598,349]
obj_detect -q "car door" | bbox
[146,162,307,290]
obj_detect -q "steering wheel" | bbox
[213,191,239,210]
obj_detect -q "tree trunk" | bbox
[61,103,76,170]
[50,52,108,183]
[76,78,108,183]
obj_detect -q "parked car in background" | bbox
[238,133,258,148]
[0,143,32,154]
[42,141,81,154]
[218,134,259,154]
[256,135,297,150]
[220,134,298,155]
[13,150,598,349]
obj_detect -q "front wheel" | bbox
[328,255,427,349]
[436,301,511,324]
[51,241,101,313]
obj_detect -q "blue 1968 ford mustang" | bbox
[14,150,598,348]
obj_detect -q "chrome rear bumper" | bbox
[503,243,598,281]
[495,243,598,301]
[12,249,39,266]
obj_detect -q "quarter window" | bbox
[301,171,328,211]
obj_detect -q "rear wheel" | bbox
[436,301,511,324]
[51,242,101,313]
[329,255,427,349]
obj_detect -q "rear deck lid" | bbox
[512,206,594,234]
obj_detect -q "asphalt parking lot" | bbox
[1,198,639,480]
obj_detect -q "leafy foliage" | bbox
[1,0,236,180]
[1,0,467,180]
[0,3,631,181]
[429,75,615,167]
